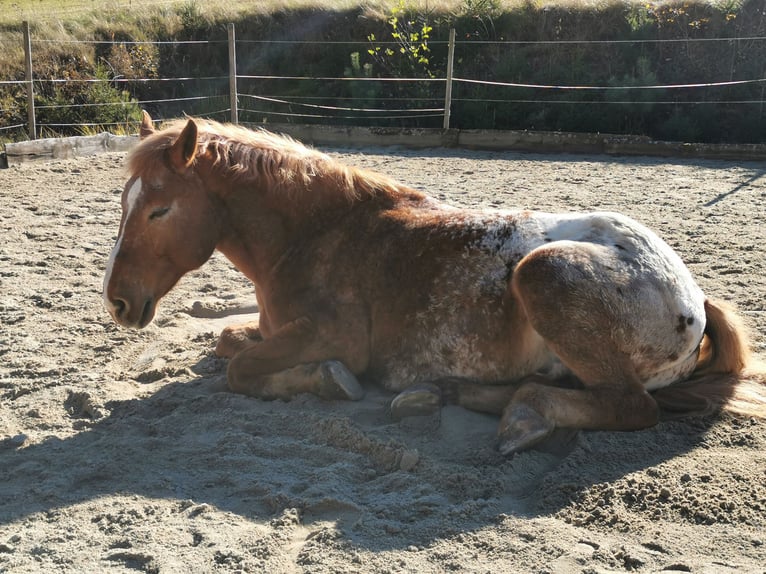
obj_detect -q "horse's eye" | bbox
[149,207,170,220]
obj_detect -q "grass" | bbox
[0,0,443,26]
[2,0,738,26]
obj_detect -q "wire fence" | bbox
[3,22,766,142]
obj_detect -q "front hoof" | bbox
[318,360,365,401]
[215,328,241,358]
[497,404,555,456]
[390,383,442,420]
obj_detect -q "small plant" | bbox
[345,51,373,79]
[178,1,207,34]
[106,42,160,80]
[343,51,380,114]
[626,4,653,34]
[366,0,434,78]
[461,0,501,19]
[87,64,143,125]
[459,0,500,40]
[0,89,24,137]
[711,0,742,20]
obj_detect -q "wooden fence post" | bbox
[443,28,456,130]
[228,23,238,124]
[23,21,36,139]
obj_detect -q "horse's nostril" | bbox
[111,298,128,319]
[139,298,154,328]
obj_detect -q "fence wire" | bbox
[3,31,766,138]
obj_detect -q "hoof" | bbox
[390,383,442,420]
[318,360,365,401]
[215,324,261,358]
[497,404,555,456]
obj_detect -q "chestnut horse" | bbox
[103,112,766,454]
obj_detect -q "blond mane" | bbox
[127,118,403,200]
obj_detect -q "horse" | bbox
[103,111,766,455]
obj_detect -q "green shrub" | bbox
[366,0,435,79]
[36,64,142,134]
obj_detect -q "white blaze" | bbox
[103,178,143,311]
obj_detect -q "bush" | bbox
[36,65,142,135]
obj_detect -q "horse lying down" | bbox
[103,111,766,455]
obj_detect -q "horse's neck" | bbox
[214,180,368,285]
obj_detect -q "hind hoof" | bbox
[497,404,555,456]
[390,383,442,419]
[318,360,365,401]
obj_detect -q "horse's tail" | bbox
[653,298,766,419]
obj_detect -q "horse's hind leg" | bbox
[502,241,667,454]
[431,378,519,415]
[497,376,658,455]
[433,373,582,416]
[390,377,523,419]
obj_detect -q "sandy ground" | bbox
[1,145,765,574]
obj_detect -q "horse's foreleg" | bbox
[226,316,364,401]
[215,320,263,358]
[230,360,364,402]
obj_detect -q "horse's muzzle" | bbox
[106,295,155,329]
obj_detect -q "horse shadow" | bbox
[0,356,724,553]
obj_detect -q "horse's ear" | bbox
[167,118,198,173]
[139,110,155,139]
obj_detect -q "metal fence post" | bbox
[228,23,238,124]
[443,28,456,130]
[23,21,36,139]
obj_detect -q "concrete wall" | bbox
[274,125,766,161]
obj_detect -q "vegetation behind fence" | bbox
[1,0,766,144]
